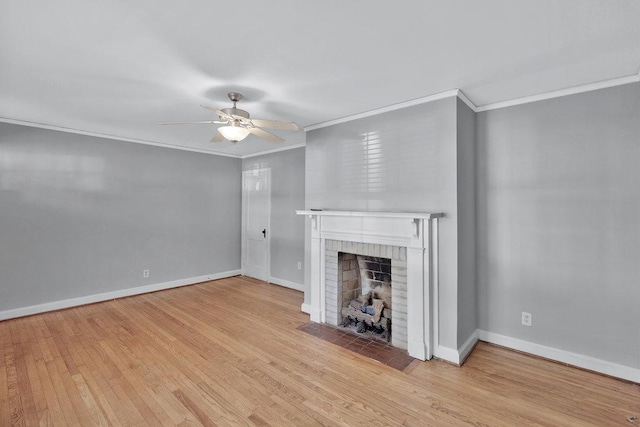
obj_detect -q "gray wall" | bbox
[477,82,640,369]
[306,97,463,350]
[0,123,241,311]
[456,98,477,347]
[242,147,305,286]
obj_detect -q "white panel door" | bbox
[242,168,270,281]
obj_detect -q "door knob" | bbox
[262,229,266,238]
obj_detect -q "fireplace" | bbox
[297,210,442,360]
[325,242,407,348]
[338,253,393,341]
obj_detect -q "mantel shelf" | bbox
[295,210,443,219]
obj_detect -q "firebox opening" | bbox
[339,252,392,341]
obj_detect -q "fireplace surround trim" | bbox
[296,210,442,361]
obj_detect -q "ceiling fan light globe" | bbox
[218,125,250,142]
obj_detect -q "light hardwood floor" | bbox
[1,276,638,426]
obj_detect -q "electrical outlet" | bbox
[143,269,150,278]
[522,311,532,326]
[297,261,302,270]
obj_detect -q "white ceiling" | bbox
[2,1,639,157]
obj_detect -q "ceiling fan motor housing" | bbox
[222,92,251,120]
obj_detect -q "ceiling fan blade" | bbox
[211,130,224,143]
[251,119,299,131]
[248,127,284,143]
[159,120,222,125]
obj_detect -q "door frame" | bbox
[241,167,271,281]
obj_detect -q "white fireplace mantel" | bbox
[296,210,442,219]
[296,210,442,361]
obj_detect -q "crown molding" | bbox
[303,70,640,129]
[475,70,640,112]
[0,117,242,158]
[241,142,306,159]
[455,89,479,112]
[304,89,460,131]
[4,70,639,156]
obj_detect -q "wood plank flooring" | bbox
[0,275,638,426]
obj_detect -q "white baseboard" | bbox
[434,345,460,364]
[458,329,479,364]
[300,303,311,314]
[0,270,241,322]
[268,276,304,292]
[478,330,640,384]
[433,330,479,365]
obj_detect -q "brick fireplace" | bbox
[325,241,407,348]
[296,210,442,360]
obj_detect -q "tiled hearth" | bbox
[299,322,415,371]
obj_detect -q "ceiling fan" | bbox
[159,92,299,143]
